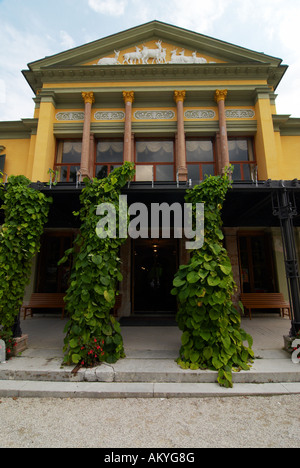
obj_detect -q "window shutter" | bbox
[0,154,6,173]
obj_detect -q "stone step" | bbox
[1,355,300,385]
[1,380,300,399]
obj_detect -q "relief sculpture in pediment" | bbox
[94,41,212,66]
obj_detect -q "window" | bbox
[95,140,123,179]
[0,154,6,173]
[186,139,216,182]
[229,138,256,181]
[135,140,174,181]
[55,141,82,182]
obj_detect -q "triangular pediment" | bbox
[27,21,283,71]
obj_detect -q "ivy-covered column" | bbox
[0,175,52,357]
[61,162,135,368]
[171,172,253,388]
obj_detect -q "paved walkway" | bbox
[1,315,300,398]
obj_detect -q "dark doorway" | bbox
[36,231,75,293]
[133,238,178,315]
[238,231,277,293]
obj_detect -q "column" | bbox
[81,91,95,179]
[123,91,135,163]
[215,89,229,173]
[174,90,188,182]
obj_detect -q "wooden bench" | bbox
[21,293,66,320]
[240,293,291,320]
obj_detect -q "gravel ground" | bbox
[0,395,300,449]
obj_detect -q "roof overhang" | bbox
[2,180,298,229]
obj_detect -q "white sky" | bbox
[1,0,300,121]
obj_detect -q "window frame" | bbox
[55,139,82,183]
[186,137,216,182]
[134,137,176,182]
[94,138,124,179]
[228,137,257,181]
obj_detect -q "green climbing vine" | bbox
[61,162,135,367]
[0,174,52,351]
[171,170,254,388]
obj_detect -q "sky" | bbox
[1,0,300,121]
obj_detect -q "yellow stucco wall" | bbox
[255,96,280,180]
[278,136,300,180]
[31,101,56,182]
[0,139,31,178]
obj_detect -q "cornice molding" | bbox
[0,119,38,139]
[23,62,286,95]
[272,115,300,136]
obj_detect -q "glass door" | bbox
[132,238,178,314]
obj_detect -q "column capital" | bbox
[215,89,228,103]
[123,91,135,104]
[174,90,186,104]
[82,92,95,105]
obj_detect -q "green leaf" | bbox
[104,290,114,303]
[187,271,200,284]
[72,354,81,364]
[94,285,104,295]
[199,330,211,341]
[181,331,190,346]
[173,277,186,287]
[92,255,102,265]
[207,276,221,286]
[203,346,213,360]
[212,356,223,370]
[69,338,79,349]
[102,325,113,336]
[190,362,200,370]
[219,264,232,275]
[190,351,200,363]
[209,308,221,320]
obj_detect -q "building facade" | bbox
[1,21,300,330]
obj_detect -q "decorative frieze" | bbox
[184,109,216,120]
[94,111,125,121]
[134,110,175,120]
[56,112,84,121]
[225,109,255,119]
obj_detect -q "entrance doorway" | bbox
[132,238,178,315]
